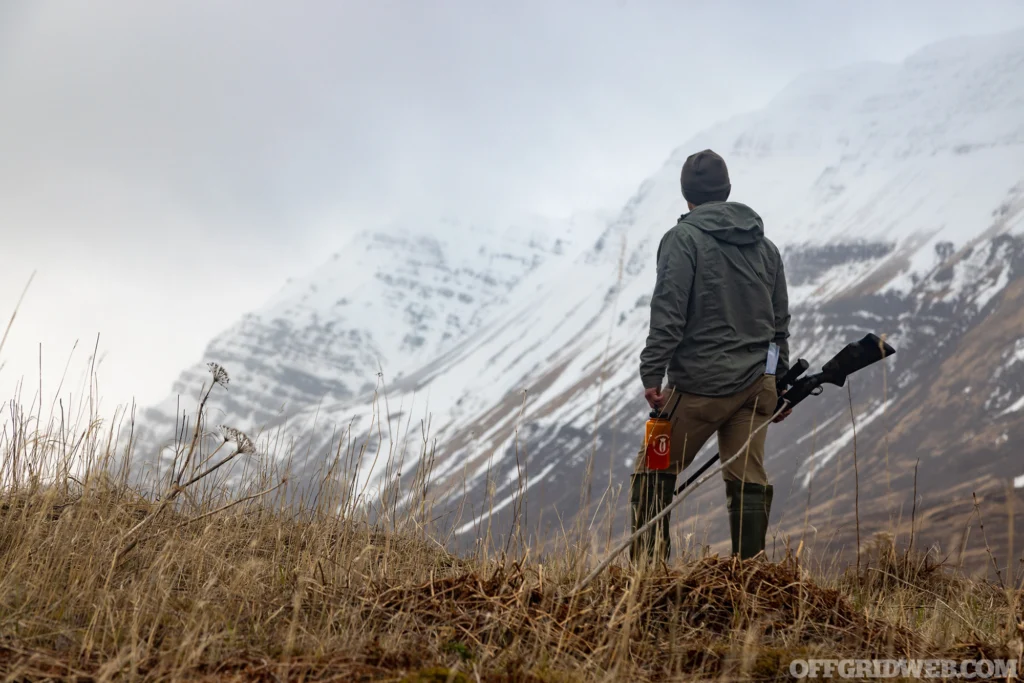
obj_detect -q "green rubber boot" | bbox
[726,480,774,560]
[629,472,677,564]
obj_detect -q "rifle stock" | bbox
[777,333,895,412]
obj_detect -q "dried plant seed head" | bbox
[207,362,230,387]
[220,425,256,455]
[236,434,257,455]
[220,425,243,442]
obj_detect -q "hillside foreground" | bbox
[0,403,1022,682]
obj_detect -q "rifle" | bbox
[673,333,896,495]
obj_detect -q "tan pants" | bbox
[635,374,776,484]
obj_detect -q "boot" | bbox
[629,472,676,564]
[726,480,774,560]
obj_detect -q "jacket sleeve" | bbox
[639,230,695,389]
[771,256,791,378]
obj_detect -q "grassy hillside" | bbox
[1,486,1022,681]
[0,373,1021,681]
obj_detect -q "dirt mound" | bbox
[370,555,922,678]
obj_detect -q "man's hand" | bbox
[645,387,667,411]
[773,392,792,423]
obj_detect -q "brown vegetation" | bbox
[0,468,1020,679]
[0,361,1020,681]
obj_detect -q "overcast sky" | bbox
[2,0,1023,415]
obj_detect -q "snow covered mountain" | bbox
[136,214,599,460]
[139,29,1024,568]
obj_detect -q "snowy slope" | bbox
[135,213,602,459]
[140,29,1024,565]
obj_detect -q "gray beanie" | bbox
[681,149,731,205]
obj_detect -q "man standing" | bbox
[633,149,790,563]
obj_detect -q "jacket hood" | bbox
[681,201,764,245]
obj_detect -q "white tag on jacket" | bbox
[765,342,780,376]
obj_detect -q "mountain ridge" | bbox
[137,28,1024,568]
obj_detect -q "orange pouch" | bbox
[644,417,671,471]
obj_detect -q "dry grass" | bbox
[0,366,1021,681]
[0,482,1022,682]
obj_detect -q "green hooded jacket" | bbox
[639,201,790,397]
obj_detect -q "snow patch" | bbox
[454,461,559,536]
[999,396,1024,417]
[800,400,890,488]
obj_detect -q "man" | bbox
[632,149,790,563]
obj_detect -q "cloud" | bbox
[1,0,1022,409]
